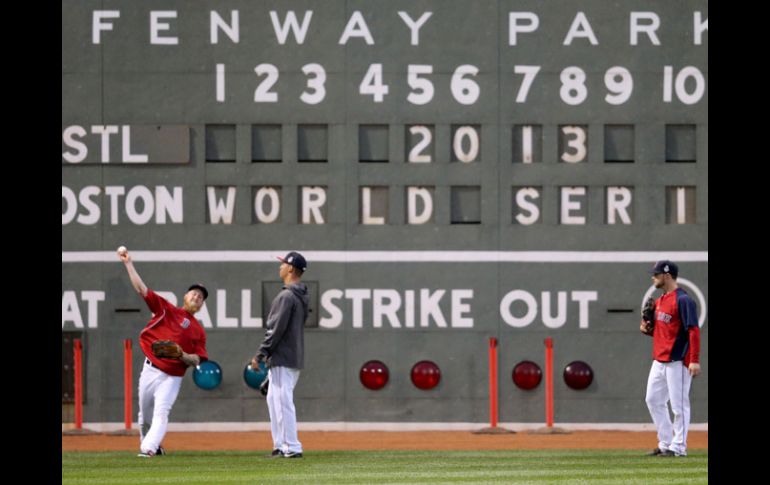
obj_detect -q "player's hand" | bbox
[117,249,131,263]
[688,363,701,377]
[250,357,260,370]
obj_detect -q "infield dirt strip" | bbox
[62,430,708,452]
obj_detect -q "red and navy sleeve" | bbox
[677,290,699,329]
[677,289,701,365]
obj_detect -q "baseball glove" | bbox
[640,297,655,335]
[151,340,183,359]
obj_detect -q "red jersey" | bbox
[651,287,700,366]
[139,289,208,377]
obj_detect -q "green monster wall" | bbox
[62,1,707,425]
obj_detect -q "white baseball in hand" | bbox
[117,245,127,255]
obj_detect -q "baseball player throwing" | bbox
[641,260,701,457]
[118,246,209,458]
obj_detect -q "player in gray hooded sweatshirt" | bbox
[252,251,309,458]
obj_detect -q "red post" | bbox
[488,337,498,428]
[124,339,133,430]
[544,337,554,427]
[73,339,83,429]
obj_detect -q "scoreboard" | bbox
[62,1,707,425]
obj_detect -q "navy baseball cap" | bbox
[187,283,209,300]
[277,251,308,272]
[648,260,678,278]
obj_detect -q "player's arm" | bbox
[117,248,148,297]
[640,297,655,336]
[180,352,201,367]
[679,293,701,376]
[184,332,207,367]
[687,325,701,376]
[255,292,293,362]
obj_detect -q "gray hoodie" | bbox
[256,282,309,369]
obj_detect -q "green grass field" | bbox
[62,449,708,484]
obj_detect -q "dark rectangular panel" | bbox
[359,125,389,162]
[604,125,635,162]
[61,332,83,403]
[666,125,696,162]
[298,125,328,162]
[252,124,282,162]
[206,124,236,162]
[451,186,481,224]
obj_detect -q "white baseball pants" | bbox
[267,367,302,454]
[645,360,692,456]
[138,360,182,454]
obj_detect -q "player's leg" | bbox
[280,368,302,455]
[137,364,158,444]
[666,361,692,456]
[140,373,182,454]
[645,360,673,451]
[266,368,285,453]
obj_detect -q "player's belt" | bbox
[145,358,160,368]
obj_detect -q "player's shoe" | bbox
[283,451,303,458]
[137,450,155,458]
[155,446,166,456]
[266,449,282,458]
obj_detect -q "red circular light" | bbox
[563,361,594,390]
[410,360,441,390]
[360,360,389,390]
[512,360,542,390]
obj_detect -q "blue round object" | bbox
[243,361,268,390]
[192,360,222,390]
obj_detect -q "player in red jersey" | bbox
[640,260,701,457]
[118,247,209,458]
